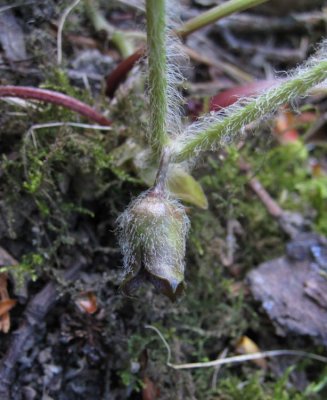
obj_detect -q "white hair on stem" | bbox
[171,39,327,162]
[165,0,189,139]
[165,31,188,138]
[145,0,188,149]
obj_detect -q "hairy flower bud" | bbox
[117,189,189,301]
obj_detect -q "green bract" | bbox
[118,189,189,301]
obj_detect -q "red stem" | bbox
[104,16,195,98]
[105,48,145,98]
[0,86,112,126]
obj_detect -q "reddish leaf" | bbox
[142,377,160,400]
[274,108,299,143]
[0,299,17,317]
[105,48,145,98]
[210,80,277,111]
[0,312,10,333]
[75,291,98,314]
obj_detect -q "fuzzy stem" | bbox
[105,0,269,97]
[177,0,269,37]
[153,148,171,195]
[174,59,327,162]
[146,0,170,154]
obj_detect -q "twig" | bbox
[27,121,112,133]
[247,177,283,217]
[84,0,138,58]
[145,325,172,364]
[57,0,82,65]
[145,325,327,371]
[239,160,283,218]
[219,11,327,32]
[169,350,327,370]
[0,86,112,126]
[181,44,252,83]
[0,256,87,400]
[177,0,268,38]
[239,158,307,237]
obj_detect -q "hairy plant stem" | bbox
[106,0,268,96]
[174,59,327,162]
[146,0,170,155]
[153,148,171,196]
[177,0,269,37]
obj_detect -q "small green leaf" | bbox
[110,141,208,209]
[136,164,208,209]
[167,166,208,209]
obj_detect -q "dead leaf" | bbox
[235,336,267,369]
[0,312,10,333]
[142,376,160,400]
[0,271,16,333]
[210,80,276,111]
[0,299,17,317]
[75,291,98,314]
[274,108,299,143]
[0,248,19,333]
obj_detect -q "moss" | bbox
[214,372,300,400]
[254,141,327,235]
[1,38,326,400]
[0,79,130,283]
[118,141,324,399]
[0,252,42,287]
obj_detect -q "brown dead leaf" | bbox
[235,336,267,369]
[75,291,98,314]
[142,376,160,400]
[0,299,17,317]
[0,312,10,333]
[0,247,19,333]
[274,108,299,143]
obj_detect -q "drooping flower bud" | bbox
[117,189,189,301]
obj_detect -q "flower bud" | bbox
[117,190,189,301]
